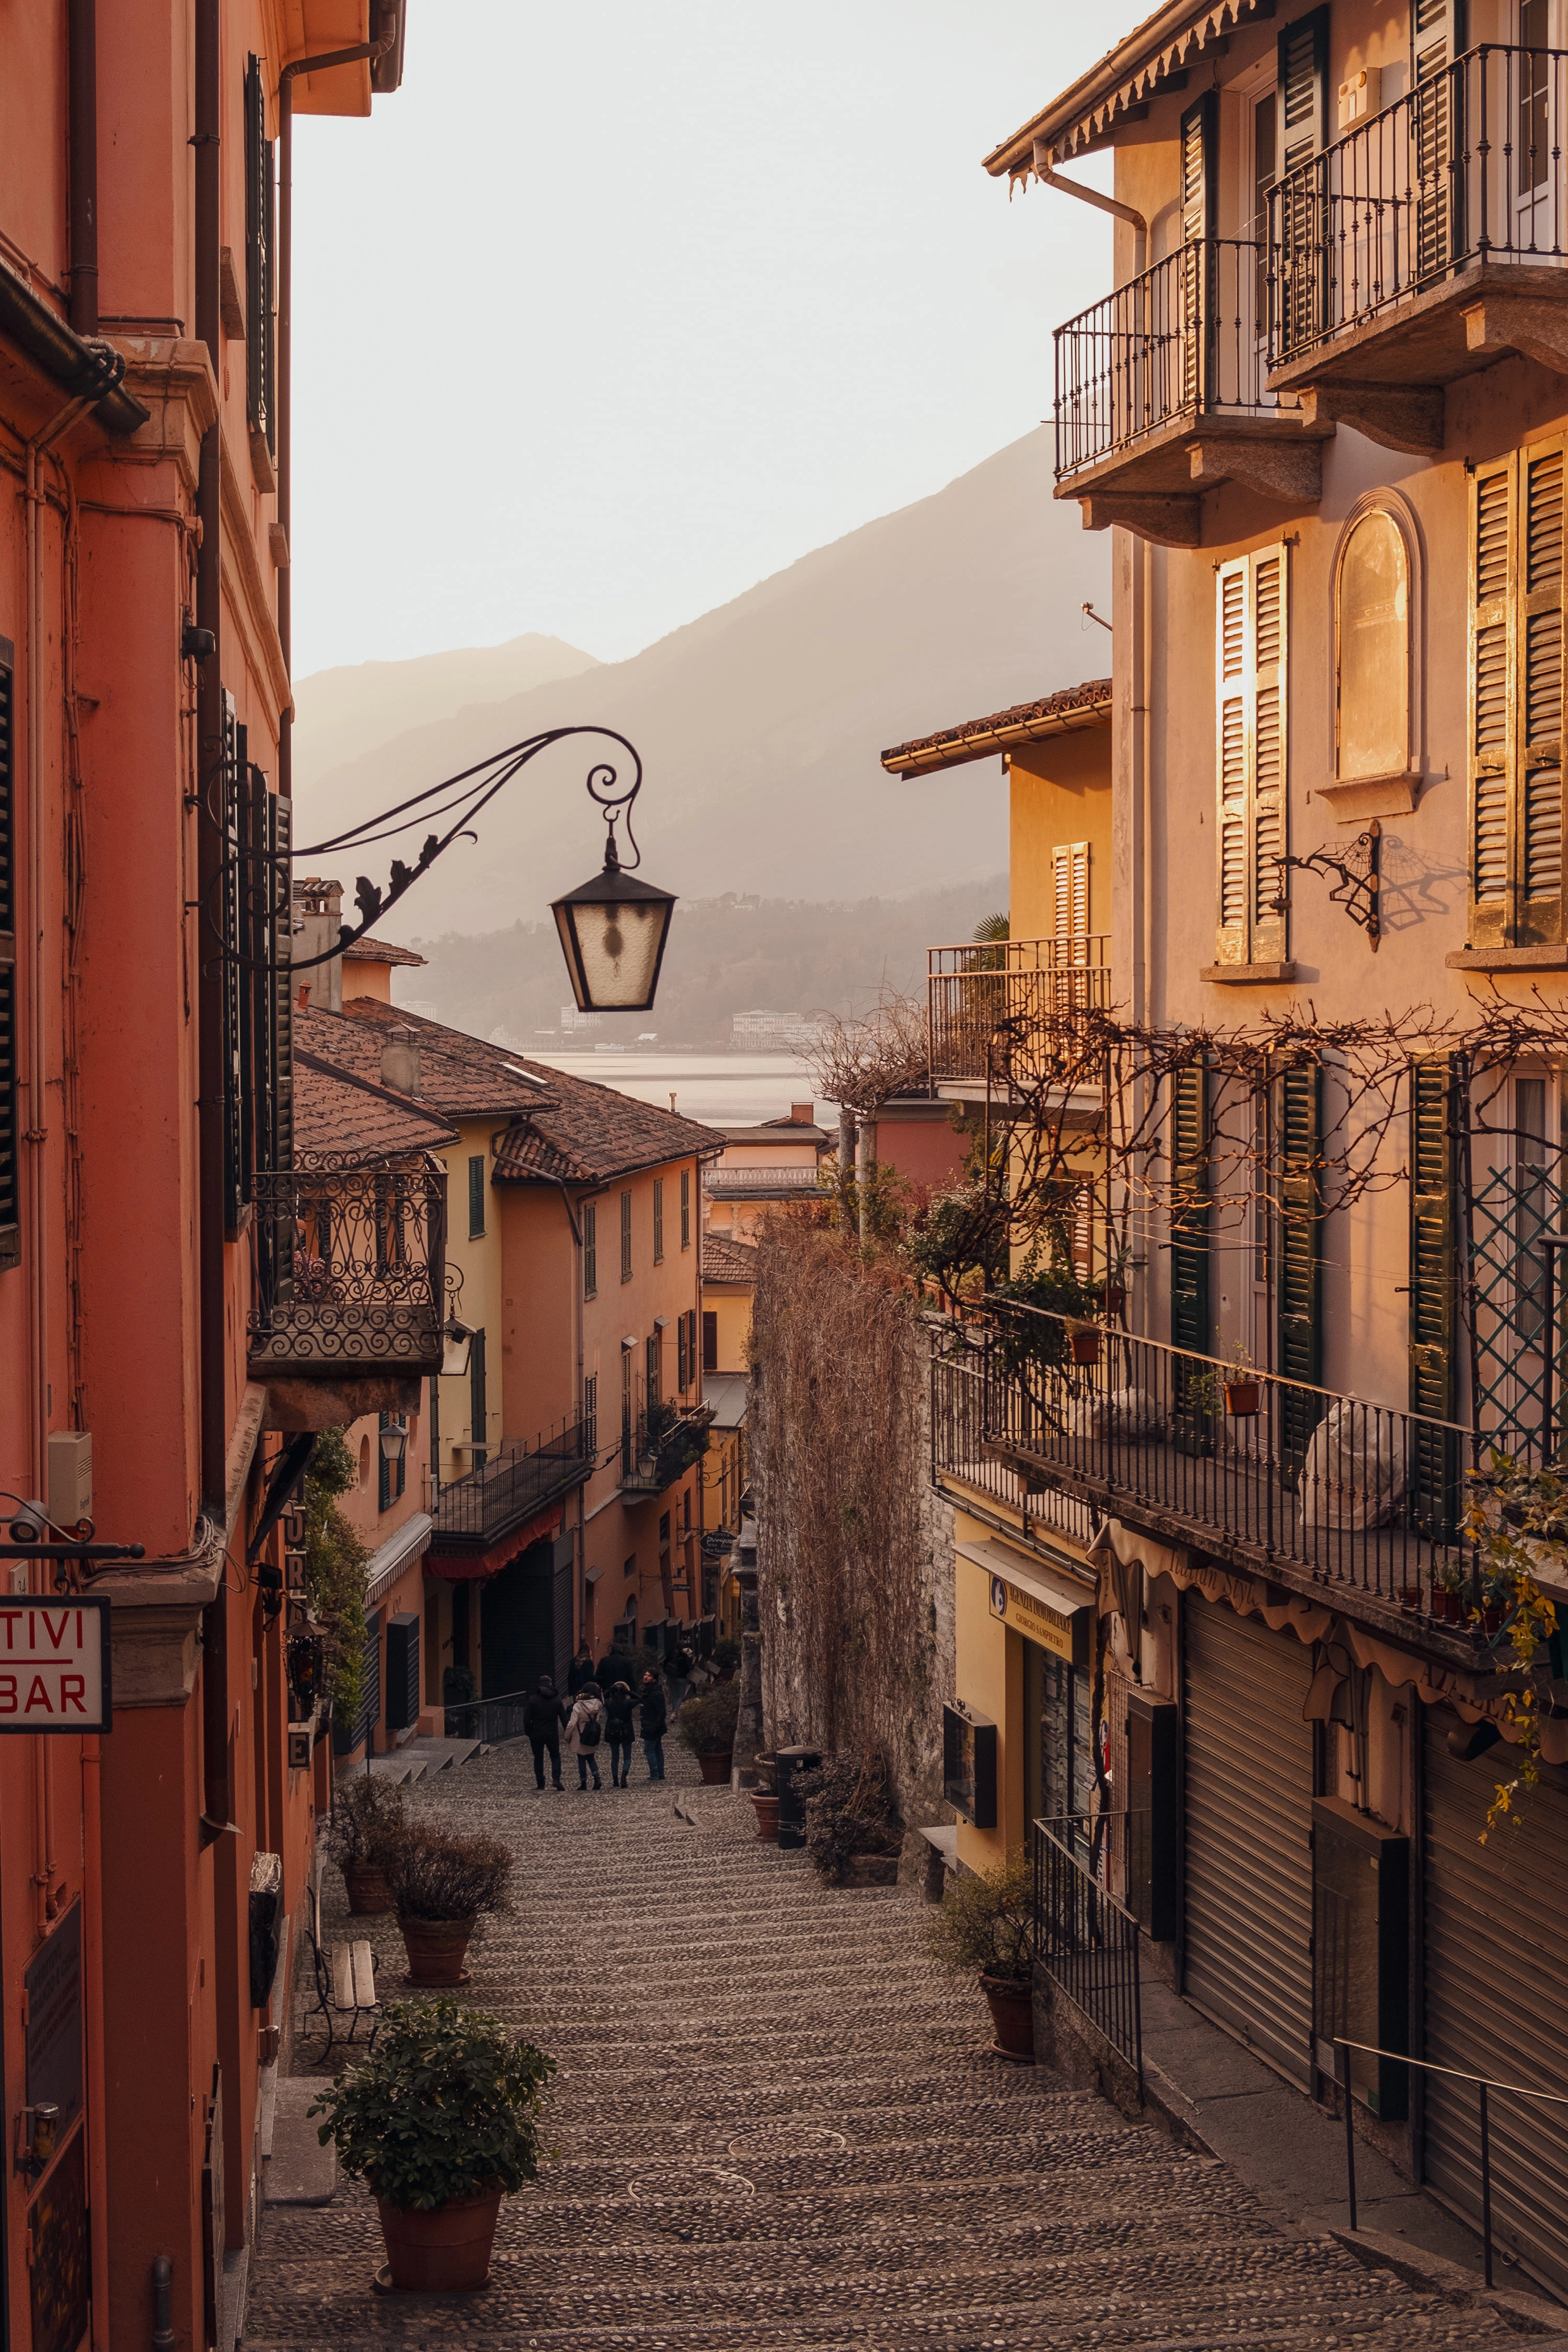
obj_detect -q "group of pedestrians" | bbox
[521,1639,693,1793]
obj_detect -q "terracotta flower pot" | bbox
[1224,1381,1261,1417]
[1432,1586,1461,1624]
[1103,1285,1126,1315]
[398,1915,475,1987]
[343,1862,394,1917]
[1481,1602,1507,1635]
[980,1973,1035,2063]
[750,1792,780,1842]
[697,1750,733,1784]
[1069,1329,1101,1365]
[376,2188,502,2292]
[1398,1584,1423,1614]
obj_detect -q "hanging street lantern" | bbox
[379,1421,408,1466]
[440,1315,476,1380]
[551,837,676,1014]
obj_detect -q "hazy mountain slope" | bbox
[294,427,1107,929]
[290,632,601,794]
[400,877,1012,1049]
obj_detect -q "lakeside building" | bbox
[0,10,409,2345]
[901,1,1568,2302]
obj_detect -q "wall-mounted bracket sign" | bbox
[0,1598,111,1731]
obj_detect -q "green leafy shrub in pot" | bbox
[710,1637,741,1673]
[390,1829,515,1923]
[927,1858,1034,1987]
[677,1682,739,1756]
[328,1773,408,1871]
[310,1997,552,2211]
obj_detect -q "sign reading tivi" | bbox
[0,1599,111,1732]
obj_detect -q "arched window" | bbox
[1335,508,1410,782]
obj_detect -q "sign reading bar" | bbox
[0,1598,111,1731]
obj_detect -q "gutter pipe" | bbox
[275,26,395,798]
[1031,142,1148,270]
[67,0,99,336]
[0,266,146,435]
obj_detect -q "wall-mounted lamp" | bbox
[379,1422,408,1467]
[440,1316,475,1379]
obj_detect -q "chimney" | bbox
[381,1024,421,1097]
[291,878,343,1013]
[790,1101,815,1126]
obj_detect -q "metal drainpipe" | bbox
[275,33,392,799]
[67,0,99,336]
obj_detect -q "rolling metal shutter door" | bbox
[1182,1593,1314,2087]
[1422,1708,1568,2299]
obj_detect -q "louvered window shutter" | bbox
[1276,8,1329,348]
[265,791,292,1171]
[1520,433,1565,944]
[221,696,246,1231]
[1469,454,1515,946]
[1409,1055,1460,1536]
[1276,1062,1324,1477]
[1278,8,1328,172]
[0,642,15,1271]
[1179,93,1218,408]
[1052,841,1090,950]
[1215,547,1289,966]
[1169,1063,1210,1357]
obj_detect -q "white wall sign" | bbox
[0,1598,111,1731]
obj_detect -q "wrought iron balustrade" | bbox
[1269,43,1568,367]
[430,1419,592,1545]
[1033,1813,1143,2095]
[248,1155,445,1377]
[1054,238,1277,480]
[932,1305,1478,1619]
[927,937,1112,1086]
[620,1397,713,1495]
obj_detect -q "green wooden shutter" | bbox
[1277,1062,1324,1477]
[1519,433,1566,946]
[267,792,293,1172]
[1409,1056,1460,1536]
[1469,454,1515,948]
[469,1328,488,1463]
[221,694,246,1231]
[468,1154,486,1238]
[1170,1063,1210,1356]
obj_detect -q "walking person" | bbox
[523,1674,568,1793]
[603,1680,636,1788]
[567,1640,595,1697]
[664,1641,694,1718]
[564,1681,604,1791]
[639,1668,668,1781]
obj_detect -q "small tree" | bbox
[806,994,930,1242]
[301,1428,370,1725]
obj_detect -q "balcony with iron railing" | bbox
[1267,44,1568,436]
[248,1155,446,1382]
[1052,238,1332,539]
[931,1301,1489,1648]
[428,1416,594,1558]
[620,1394,713,1496]
[927,937,1113,1098]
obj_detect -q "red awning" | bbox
[423,1504,563,1582]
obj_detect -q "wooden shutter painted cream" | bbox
[1052,840,1090,946]
[1215,544,1289,966]
[1468,438,1567,949]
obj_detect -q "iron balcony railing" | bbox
[1033,1814,1143,2097]
[932,1304,1479,1621]
[1270,43,1568,367]
[429,1418,593,1546]
[442,1684,535,1745]
[927,937,1112,1086]
[1054,238,1278,480]
[621,1397,713,1495]
[248,1154,446,1378]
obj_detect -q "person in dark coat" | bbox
[665,1643,694,1716]
[639,1669,668,1781]
[522,1674,568,1792]
[603,1680,637,1787]
[596,1642,637,1694]
[567,1642,595,1696]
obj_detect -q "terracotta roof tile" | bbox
[342,934,427,967]
[301,1000,558,1120]
[293,1051,458,1162]
[881,678,1112,776]
[701,1233,759,1284]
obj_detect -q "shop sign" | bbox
[989,1573,1083,1666]
[0,1598,111,1731]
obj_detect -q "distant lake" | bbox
[527,1049,819,1129]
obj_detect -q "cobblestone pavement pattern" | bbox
[243,1739,1540,2352]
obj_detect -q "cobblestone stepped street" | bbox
[243,1741,1538,2352]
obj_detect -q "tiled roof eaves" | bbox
[881,680,1112,777]
[343,935,427,966]
[293,1051,459,1158]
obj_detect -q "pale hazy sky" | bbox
[291,3,1112,676]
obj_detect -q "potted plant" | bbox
[679,1682,739,1782]
[329,1773,408,1917]
[749,1751,780,1842]
[1220,1342,1260,1417]
[389,1828,514,1986]
[1431,1562,1466,1624]
[1066,1317,1102,1366]
[797,1753,901,1886]
[310,1996,552,2293]
[1478,1574,1513,1637]
[926,1858,1036,2061]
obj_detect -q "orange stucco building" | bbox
[0,9,408,2348]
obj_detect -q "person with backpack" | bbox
[603,1679,636,1788]
[564,1681,604,1791]
[639,1668,668,1781]
[522,1674,568,1793]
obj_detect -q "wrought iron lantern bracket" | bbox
[1270,818,1381,946]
